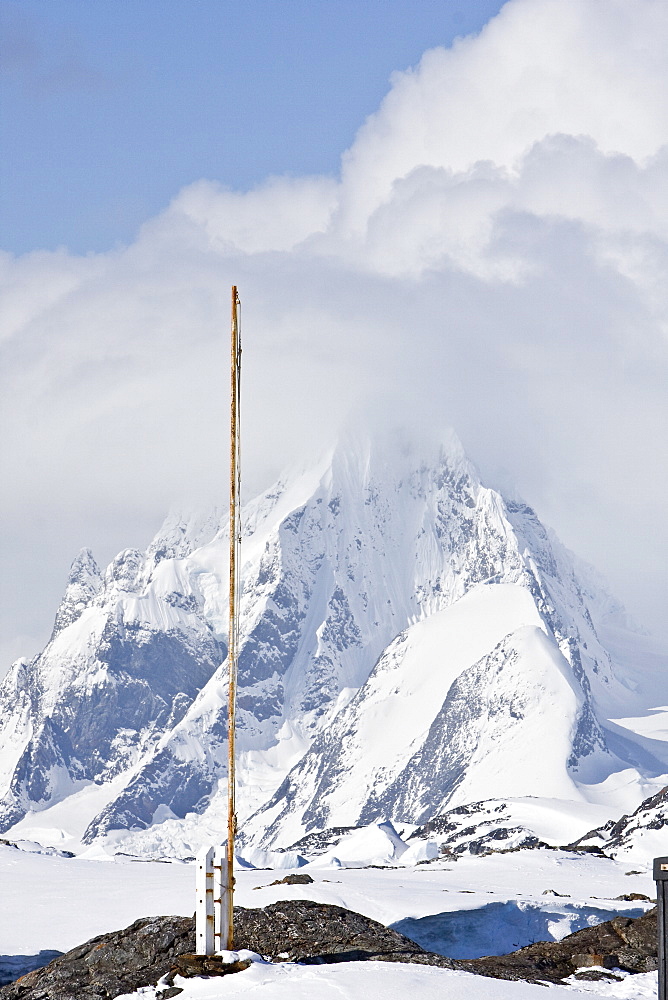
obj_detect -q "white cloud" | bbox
[1,0,667,666]
[164,175,340,254]
[336,0,668,234]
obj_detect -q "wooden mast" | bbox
[227,285,241,950]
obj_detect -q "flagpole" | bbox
[227,285,241,950]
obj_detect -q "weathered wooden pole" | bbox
[226,285,241,950]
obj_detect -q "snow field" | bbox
[0,845,655,956]
[115,959,659,1000]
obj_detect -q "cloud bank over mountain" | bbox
[2,0,667,665]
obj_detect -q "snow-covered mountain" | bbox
[1,429,667,858]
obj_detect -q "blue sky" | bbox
[1,0,505,254]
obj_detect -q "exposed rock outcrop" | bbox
[460,906,658,983]
[0,902,455,999]
[0,915,194,1000]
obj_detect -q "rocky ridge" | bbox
[0,902,455,999]
[571,784,668,860]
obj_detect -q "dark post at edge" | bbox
[654,857,668,1000]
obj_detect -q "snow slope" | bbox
[115,960,659,1000]
[242,584,605,848]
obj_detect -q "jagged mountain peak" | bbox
[51,547,103,638]
[69,547,101,583]
[1,429,667,859]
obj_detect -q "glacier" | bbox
[1,428,667,859]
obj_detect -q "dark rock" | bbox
[459,906,658,983]
[562,843,610,857]
[0,901,456,999]
[269,873,314,886]
[234,899,456,967]
[570,952,620,969]
[0,916,194,1000]
[169,954,251,978]
[572,969,623,982]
